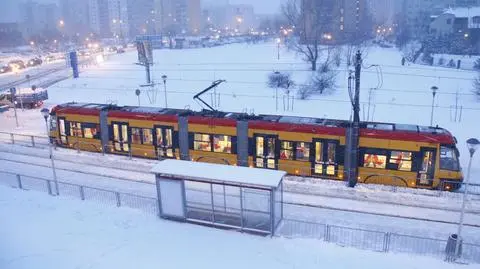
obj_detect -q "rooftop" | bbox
[443,7,480,18]
[151,159,285,189]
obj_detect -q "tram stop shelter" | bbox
[150,159,285,236]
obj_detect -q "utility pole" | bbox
[346,51,362,188]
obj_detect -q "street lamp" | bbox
[276,38,281,60]
[41,108,59,195]
[162,75,168,108]
[430,86,438,126]
[455,138,480,258]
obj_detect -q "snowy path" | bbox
[2,185,476,269]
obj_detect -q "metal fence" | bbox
[1,171,158,216]
[278,218,480,263]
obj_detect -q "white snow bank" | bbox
[0,185,474,269]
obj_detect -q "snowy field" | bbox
[0,185,477,269]
[1,41,479,182]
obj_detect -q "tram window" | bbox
[389,151,412,171]
[315,142,323,162]
[363,153,387,169]
[440,146,460,171]
[83,125,99,139]
[59,119,66,135]
[327,143,336,163]
[156,128,163,145]
[194,133,212,151]
[213,135,232,153]
[256,137,264,157]
[280,141,294,160]
[165,129,173,147]
[131,128,142,144]
[296,142,310,161]
[69,122,83,137]
[142,129,153,145]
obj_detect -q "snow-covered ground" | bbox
[0,185,477,269]
[2,42,479,181]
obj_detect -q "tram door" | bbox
[254,134,278,169]
[58,118,67,144]
[312,139,339,177]
[112,122,129,153]
[155,126,175,158]
[417,148,436,187]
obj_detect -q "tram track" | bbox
[1,143,480,222]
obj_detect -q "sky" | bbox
[215,0,286,14]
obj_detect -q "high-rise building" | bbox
[455,0,480,6]
[153,0,202,35]
[20,1,60,40]
[127,0,155,36]
[302,0,369,43]
[60,0,91,37]
[367,0,396,25]
[402,0,454,37]
[89,0,111,37]
[108,0,129,39]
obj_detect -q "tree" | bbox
[282,0,324,71]
[267,72,295,91]
[473,73,480,98]
[298,51,338,99]
[473,58,480,70]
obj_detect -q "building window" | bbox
[194,133,212,151]
[389,151,413,171]
[213,135,232,153]
[446,18,452,25]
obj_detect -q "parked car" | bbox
[27,57,43,67]
[8,60,26,70]
[0,65,12,74]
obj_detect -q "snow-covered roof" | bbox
[443,7,480,18]
[151,159,285,188]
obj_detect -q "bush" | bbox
[438,57,445,66]
[267,72,295,91]
[448,59,456,68]
[473,58,480,70]
[422,52,434,65]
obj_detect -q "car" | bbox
[8,60,26,70]
[0,65,12,74]
[116,48,125,54]
[44,55,56,63]
[27,57,43,67]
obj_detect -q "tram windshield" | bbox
[440,146,460,171]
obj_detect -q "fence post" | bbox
[10,133,14,144]
[31,136,35,147]
[383,232,391,252]
[46,180,53,195]
[129,147,132,160]
[79,185,85,200]
[16,174,22,189]
[116,192,121,207]
[324,224,331,242]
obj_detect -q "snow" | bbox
[0,185,477,269]
[151,159,285,188]
[444,7,480,18]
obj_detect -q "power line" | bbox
[51,84,480,111]
[79,75,479,96]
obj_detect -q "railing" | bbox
[279,218,480,263]
[1,169,480,263]
[0,171,158,216]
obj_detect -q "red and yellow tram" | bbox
[49,102,463,190]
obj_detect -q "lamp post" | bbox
[41,108,59,195]
[276,38,281,60]
[162,75,168,108]
[430,86,438,126]
[455,138,480,258]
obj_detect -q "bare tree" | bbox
[282,0,323,71]
[298,48,338,99]
[267,72,295,91]
[474,73,480,98]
